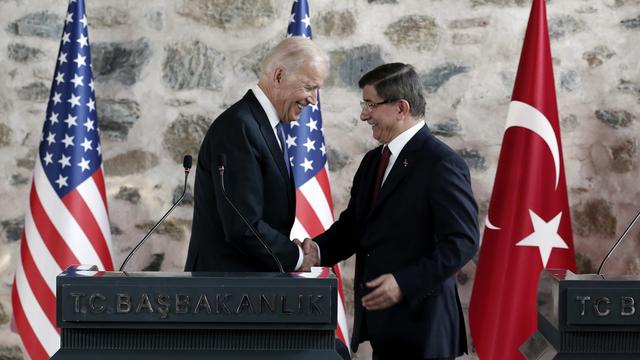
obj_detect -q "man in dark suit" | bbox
[185,37,328,272]
[306,63,479,359]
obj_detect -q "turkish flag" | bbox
[468,0,576,359]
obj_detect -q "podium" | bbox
[522,269,640,359]
[52,265,342,359]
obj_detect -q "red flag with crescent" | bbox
[469,0,576,358]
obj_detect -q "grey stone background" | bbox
[0,0,639,358]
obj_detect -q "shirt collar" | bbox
[252,85,280,129]
[386,120,425,156]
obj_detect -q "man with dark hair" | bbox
[185,37,328,272]
[305,63,479,359]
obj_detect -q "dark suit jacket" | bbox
[315,125,479,358]
[185,90,299,272]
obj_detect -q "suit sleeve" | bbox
[393,155,479,300]
[210,116,300,271]
[313,154,371,266]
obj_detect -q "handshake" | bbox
[293,238,320,272]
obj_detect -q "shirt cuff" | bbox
[294,242,304,271]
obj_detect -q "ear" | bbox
[397,99,411,118]
[272,66,285,88]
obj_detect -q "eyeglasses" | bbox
[359,99,398,113]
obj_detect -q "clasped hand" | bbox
[293,238,320,271]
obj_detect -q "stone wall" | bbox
[0,0,639,358]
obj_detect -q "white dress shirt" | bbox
[382,120,425,185]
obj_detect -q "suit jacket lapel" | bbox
[368,126,429,217]
[245,91,293,200]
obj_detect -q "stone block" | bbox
[177,0,277,30]
[97,98,140,140]
[104,149,159,176]
[92,38,152,86]
[162,40,225,91]
[162,113,211,163]
[384,15,440,51]
[7,12,63,38]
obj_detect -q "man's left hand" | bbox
[362,273,403,310]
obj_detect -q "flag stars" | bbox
[301,14,311,28]
[46,132,56,145]
[52,92,62,105]
[303,138,316,152]
[86,98,95,112]
[88,79,95,92]
[306,118,318,132]
[58,52,67,64]
[49,112,59,125]
[67,94,81,108]
[515,210,569,268]
[79,14,88,28]
[61,134,75,148]
[64,114,78,127]
[290,120,300,128]
[289,13,295,24]
[43,152,53,165]
[77,157,90,172]
[65,11,74,24]
[320,143,326,156]
[300,157,314,172]
[73,54,87,68]
[61,32,70,44]
[55,72,65,85]
[71,73,84,88]
[58,154,71,169]
[96,144,101,155]
[80,137,92,152]
[310,102,319,112]
[55,174,69,188]
[83,118,95,132]
[285,134,297,148]
[76,33,88,48]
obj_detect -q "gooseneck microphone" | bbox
[597,208,640,276]
[119,155,193,271]
[217,153,284,273]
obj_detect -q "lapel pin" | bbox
[403,159,408,167]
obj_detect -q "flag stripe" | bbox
[62,187,114,270]
[11,283,50,360]
[29,182,80,269]
[93,167,108,210]
[316,167,334,213]
[14,261,60,356]
[34,158,104,268]
[19,234,58,329]
[295,190,325,237]
[77,173,112,255]
[299,176,334,230]
[24,206,63,292]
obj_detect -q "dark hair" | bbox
[358,63,426,118]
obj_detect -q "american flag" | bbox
[284,0,351,351]
[11,0,113,358]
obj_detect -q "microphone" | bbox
[119,155,193,272]
[597,208,640,276]
[217,153,284,273]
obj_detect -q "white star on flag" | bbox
[52,92,62,105]
[46,132,56,145]
[55,174,69,188]
[285,134,297,148]
[71,74,84,88]
[64,114,78,127]
[77,157,90,172]
[79,14,88,28]
[55,72,65,85]
[309,102,319,112]
[320,143,326,156]
[62,32,71,44]
[306,118,318,132]
[74,54,87,67]
[80,137,92,152]
[58,154,71,168]
[43,152,53,165]
[65,12,74,24]
[300,157,313,172]
[68,94,81,108]
[61,134,75,148]
[303,138,316,152]
[301,14,311,28]
[83,119,95,132]
[289,120,299,128]
[58,52,67,64]
[86,98,95,112]
[49,112,59,125]
[77,33,88,48]
[516,210,569,268]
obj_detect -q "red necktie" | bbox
[371,146,391,204]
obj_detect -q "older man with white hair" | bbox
[185,37,328,273]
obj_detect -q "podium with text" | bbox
[522,269,640,360]
[52,265,342,359]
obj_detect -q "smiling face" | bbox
[360,84,405,144]
[273,61,327,123]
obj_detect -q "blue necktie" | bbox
[275,123,291,177]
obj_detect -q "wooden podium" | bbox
[52,265,342,359]
[522,269,640,359]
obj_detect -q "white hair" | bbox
[259,37,329,78]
